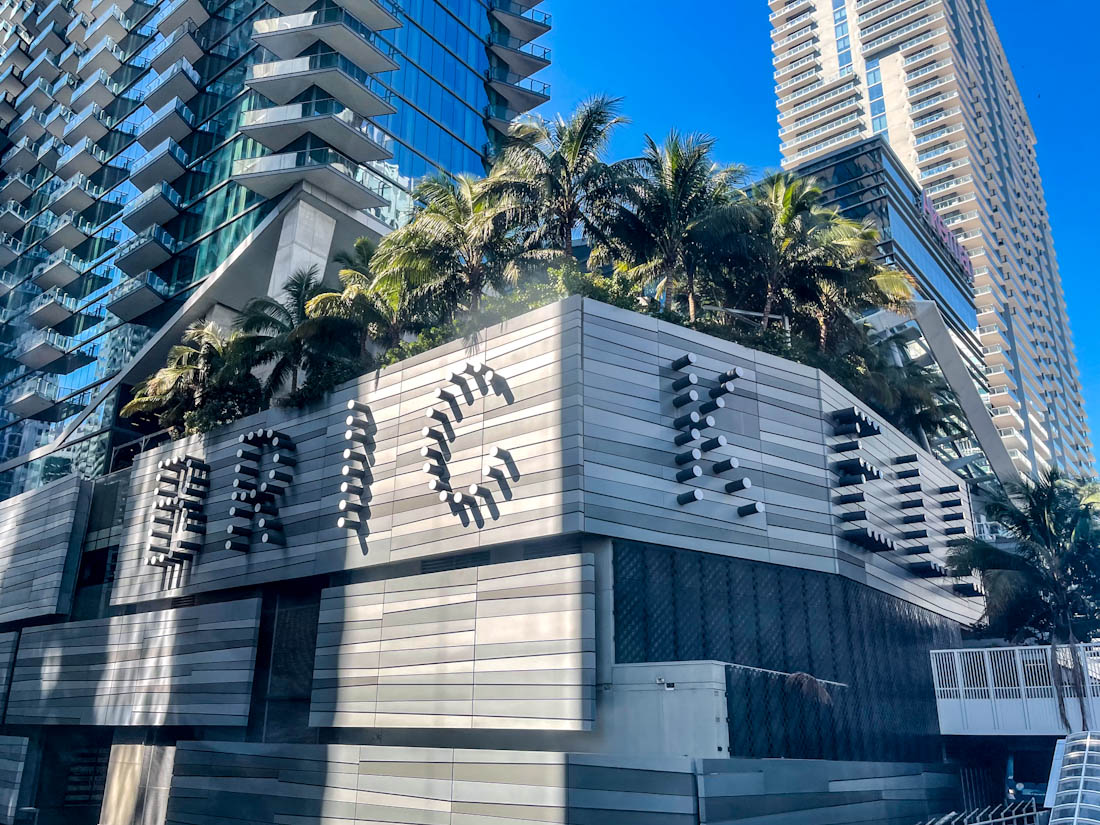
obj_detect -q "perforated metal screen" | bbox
[613,540,962,762]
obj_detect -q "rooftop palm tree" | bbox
[235,266,350,398]
[738,173,880,330]
[611,131,747,322]
[948,470,1100,730]
[307,237,419,363]
[489,95,634,258]
[370,174,523,317]
[120,321,252,435]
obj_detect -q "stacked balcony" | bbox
[75,35,124,76]
[147,19,203,74]
[240,98,392,164]
[46,171,100,212]
[251,7,399,72]
[114,224,175,274]
[70,68,117,110]
[0,231,21,266]
[54,135,106,176]
[120,180,180,231]
[231,147,388,209]
[31,248,82,289]
[144,57,198,110]
[26,286,95,329]
[0,198,27,232]
[246,51,395,118]
[128,135,187,190]
[4,375,63,417]
[39,208,93,251]
[14,327,90,370]
[153,0,208,37]
[15,75,53,111]
[105,268,168,321]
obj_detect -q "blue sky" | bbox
[534,1,1099,469]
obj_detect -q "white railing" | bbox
[931,644,1100,735]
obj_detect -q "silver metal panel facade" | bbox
[108,298,977,623]
[5,599,261,726]
[0,475,91,623]
[311,554,595,730]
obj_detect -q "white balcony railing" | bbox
[931,644,1100,736]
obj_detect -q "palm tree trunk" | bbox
[761,284,775,330]
[1067,616,1091,730]
[1050,641,1073,731]
[686,261,697,323]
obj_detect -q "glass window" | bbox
[872,115,888,133]
[868,68,882,86]
[838,49,852,67]
[869,82,884,99]
[836,34,850,50]
[835,21,848,37]
[871,98,885,115]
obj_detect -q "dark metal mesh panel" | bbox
[613,540,961,763]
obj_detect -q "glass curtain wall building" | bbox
[0,0,551,500]
[769,0,1093,479]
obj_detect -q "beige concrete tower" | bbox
[770,0,1093,478]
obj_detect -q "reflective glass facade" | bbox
[0,0,551,499]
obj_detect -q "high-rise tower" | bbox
[0,0,551,499]
[770,0,1092,478]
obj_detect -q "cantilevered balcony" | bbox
[9,107,47,142]
[63,101,111,143]
[0,232,22,267]
[0,66,25,99]
[0,270,20,298]
[135,97,194,149]
[0,199,28,233]
[128,136,187,190]
[84,4,131,50]
[0,92,17,126]
[26,286,86,329]
[487,65,548,114]
[15,77,53,112]
[239,99,392,164]
[70,68,118,111]
[29,24,67,59]
[154,0,209,36]
[231,147,388,210]
[31,249,82,289]
[148,20,204,74]
[114,225,175,274]
[105,269,168,321]
[5,376,63,418]
[43,103,73,137]
[0,42,32,75]
[55,136,107,178]
[14,328,76,369]
[57,40,85,75]
[251,8,399,72]
[0,172,34,202]
[265,0,401,30]
[246,52,396,117]
[120,181,180,231]
[489,0,550,43]
[143,57,199,110]
[47,171,100,212]
[75,36,124,76]
[50,72,77,107]
[1,136,38,172]
[40,209,94,252]
[488,30,550,79]
[23,51,60,89]
[38,0,76,31]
